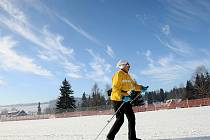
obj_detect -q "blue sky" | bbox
[0,0,210,105]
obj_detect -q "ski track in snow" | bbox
[0,106,210,140]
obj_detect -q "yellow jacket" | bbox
[110,69,142,101]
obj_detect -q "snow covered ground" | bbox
[0,106,210,140]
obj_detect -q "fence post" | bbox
[187,99,189,108]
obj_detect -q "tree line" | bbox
[55,65,210,113]
[144,66,210,104]
[55,79,110,113]
[81,83,107,108]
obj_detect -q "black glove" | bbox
[141,86,149,92]
[107,89,112,96]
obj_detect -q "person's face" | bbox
[123,63,130,72]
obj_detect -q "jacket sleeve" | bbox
[131,79,141,91]
[134,84,141,91]
[112,72,122,94]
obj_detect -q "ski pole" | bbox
[94,91,144,140]
[94,102,125,140]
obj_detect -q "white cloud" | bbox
[200,48,210,57]
[141,65,185,82]
[63,61,83,79]
[158,54,174,67]
[129,73,139,81]
[0,36,52,76]
[57,15,103,46]
[0,7,73,58]
[136,14,148,25]
[160,0,210,30]
[182,59,210,71]
[39,27,83,79]
[42,26,74,56]
[141,52,186,82]
[170,38,193,54]
[106,45,114,58]
[0,78,5,86]
[141,50,210,83]
[162,25,170,36]
[0,0,27,24]
[0,0,83,79]
[0,15,45,48]
[22,0,107,49]
[144,50,154,64]
[86,49,112,83]
[155,35,193,55]
[55,10,115,56]
[136,51,140,55]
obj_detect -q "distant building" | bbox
[7,110,27,117]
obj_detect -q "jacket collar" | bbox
[120,69,128,74]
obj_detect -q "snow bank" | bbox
[0,106,210,140]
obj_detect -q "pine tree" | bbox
[207,72,210,97]
[37,102,41,115]
[87,95,91,107]
[81,92,88,107]
[147,92,154,104]
[185,80,195,100]
[159,88,165,102]
[191,65,209,99]
[194,73,209,98]
[56,78,76,113]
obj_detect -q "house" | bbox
[7,110,27,117]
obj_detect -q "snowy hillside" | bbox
[0,106,210,140]
[0,98,81,114]
[0,102,51,114]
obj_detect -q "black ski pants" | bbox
[107,101,137,140]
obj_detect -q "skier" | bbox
[106,60,148,140]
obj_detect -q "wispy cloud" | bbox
[0,0,83,79]
[136,13,194,56]
[182,59,210,71]
[38,27,83,79]
[136,14,148,25]
[63,61,83,79]
[155,34,193,56]
[141,49,210,83]
[86,49,112,83]
[200,48,210,57]
[0,77,5,86]
[161,24,170,36]
[51,7,115,78]
[106,45,114,58]
[144,50,154,64]
[0,36,52,76]
[159,0,210,30]
[51,7,115,59]
[22,0,106,48]
[13,0,114,82]
[141,50,187,82]
[0,0,27,23]
[41,26,74,55]
[56,15,103,46]
[129,73,139,82]
[169,0,210,21]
